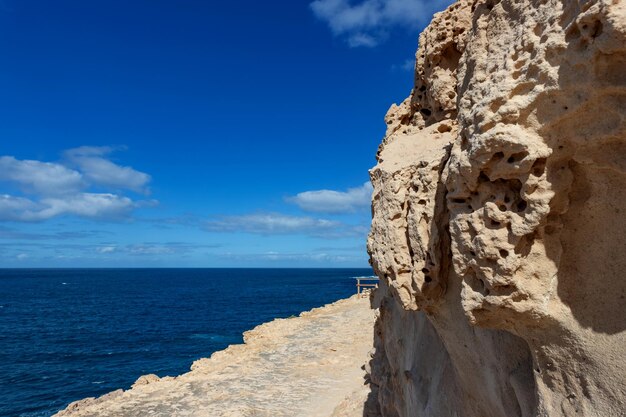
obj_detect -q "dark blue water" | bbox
[0,268,372,417]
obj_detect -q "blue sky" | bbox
[0,0,451,267]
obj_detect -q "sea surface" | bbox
[0,268,373,417]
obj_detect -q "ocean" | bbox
[0,268,373,417]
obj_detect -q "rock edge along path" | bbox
[55,295,376,417]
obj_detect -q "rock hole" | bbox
[498,204,507,212]
[424,276,432,283]
[516,200,528,212]
[480,120,496,132]
[532,158,547,176]
[493,151,505,160]
[507,151,528,163]
[421,268,429,273]
[437,124,452,133]
[504,196,510,203]
[514,232,535,256]
[470,250,476,256]
[499,249,509,258]
[420,108,432,116]
[509,82,534,98]
[491,220,501,227]
[591,20,603,38]
[418,199,427,205]
[565,26,581,42]
[452,198,466,204]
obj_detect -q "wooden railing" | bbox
[355,277,379,296]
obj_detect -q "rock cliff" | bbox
[366,0,626,416]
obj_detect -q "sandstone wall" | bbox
[367,0,626,415]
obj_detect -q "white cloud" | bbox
[204,212,368,238]
[392,58,416,71]
[38,193,135,220]
[16,253,28,260]
[0,195,40,222]
[255,251,355,262]
[310,0,452,47]
[287,182,373,213]
[0,156,84,196]
[0,193,136,222]
[218,251,362,263]
[64,146,151,193]
[96,246,117,254]
[348,33,379,47]
[0,147,154,222]
[0,226,108,241]
[204,213,341,235]
[122,242,218,256]
[128,244,177,255]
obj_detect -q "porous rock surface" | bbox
[367,0,626,416]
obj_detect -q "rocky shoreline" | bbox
[54,295,377,417]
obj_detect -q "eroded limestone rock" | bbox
[367,0,626,415]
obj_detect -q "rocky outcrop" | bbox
[367,0,626,416]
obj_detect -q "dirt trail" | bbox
[55,295,376,417]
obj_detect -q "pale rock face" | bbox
[367,0,626,415]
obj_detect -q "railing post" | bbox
[355,277,379,297]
